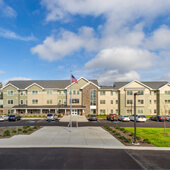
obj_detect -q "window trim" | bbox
[7,90,14,96]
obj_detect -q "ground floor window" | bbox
[100,109,105,115]
[154,109,157,114]
[111,109,113,113]
[127,109,132,114]
[90,109,96,114]
[116,109,119,114]
[8,110,14,114]
[137,109,144,114]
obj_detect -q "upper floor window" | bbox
[77,90,80,95]
[127,91,133,95]
[20,91,23,96]
[58,90,62,95]
[116,100,118,104]
[70,98,79,104]
[64,90,67,96]
[73,90,76,95]
[63,99,67,105]
[138,100,144,104]
[25,91,27,95]
[8,100,14,105]
[165,91,170,95]
[100,100,106,104]
[100,91,105,96]
[111,100,113,104]
[32,99,38,104]
[47,99,52,104]
[90,89,96,105]
[154,100,157,104]
[110,91,113,96]
[20,100,24,105]
[115,91,118,96]
[127,100,132,104]
[138,90,144,95]
[165,100,170,104]
[47,90,52,95]
[58,99,62,104]
[32,90,38,95]
[7,90,14,96]
[154,91,157,95]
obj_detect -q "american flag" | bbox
[71,75,78,84]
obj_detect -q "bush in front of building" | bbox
[3,130,10,137]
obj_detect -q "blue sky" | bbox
[0,0,170,85]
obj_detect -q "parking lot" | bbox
[0,118,170,128]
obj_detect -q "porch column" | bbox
[25,109,27,114]
[14,109,16,113]
[40,109,42,116]
[83,109,84,114]
[49,109,50,113]
[55,109,57,114]
[65,109,66,115]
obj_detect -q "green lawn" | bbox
[21,116,46,118]
[124,127,170,147]
[97,115,107,119]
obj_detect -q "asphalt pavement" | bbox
[0,118,170,128]
[0,148,169,169]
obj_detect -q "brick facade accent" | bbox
[82,84,98,115]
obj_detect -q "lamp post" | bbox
[132,92,141,145]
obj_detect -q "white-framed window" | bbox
[20,100,24,105]
[116,109,119,114]
[154,100,157,104]
[32,99,38,104]
[25,100,27,105]
[100,100,106,104]
[8,100,14,105]
[111,91,113,96]
[165,100,170,104]
[127,100,133,104]
[116,100,118,104]
[137,109,144,114]
[127,91,133,95]
[111,100,113,104]
[63,99,67,105]
[47,99,52,104]
[127,109,132,114]
[20,91,23,96]
[7,90,14,96]
[150,100,152,104]
[138,100,144,104]
[47,90,52,95]
[77,90,80,95]
[154,109,157,114]
[138,90,144,95]
[32,90,38,95]
[111,109,113,113]
[100,91,105,96]
[90,89,96,105]
[100,109,105,114]
[115,92,118,96]
[70,99,79,104]
[165,91,170,95]
[64,90,67,96]
[8,110,13,114]
[58,90,62,95]
[154,91,157,95]
[58,99,62,104]
[25,91,27,95]
[73,90,76,95]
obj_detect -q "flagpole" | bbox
[70,70,72,132]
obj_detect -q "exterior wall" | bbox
[158,84,170,115]
[3,85,19,114]
[98,90,118,115]
[119,81,151,115]
[82,84,98,115]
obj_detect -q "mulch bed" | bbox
[0,126,42,139]
[103,126,155,147]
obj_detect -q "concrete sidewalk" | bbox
[59,115,88,122]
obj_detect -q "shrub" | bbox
[112,130,116,133]
[23,126,27,129]
[58,114,61,118]
[12,130,17,133]
[129,132,134,136]
[3,130,10,137]
[18,128,22,132]
[33,126,37,129]
[114,125,120,129]
[88,114,91,117]
[125,138,132,143]
[122,129,128,133]
[26,125,30,128]
[28,128,33,131]
[143,138,151,144]
[136,136,141,140]
[115,133,121,136]
[23,130,28,133]
[104,125,108,128]
[36,125,40,128]
[119,127,125,131]
[119,136,126,140]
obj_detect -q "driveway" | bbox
[0,126,124,148]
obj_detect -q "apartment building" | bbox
[1,78,170,116]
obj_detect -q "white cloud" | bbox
[0,70,5,74]
[144,25,170,50]
[0,0,17,18]
[3,77,31,85]
[0,28,36,41]
[97,70,140,85]
[85,47,156,72]
[31,26,98,61]
[161,72,170,82]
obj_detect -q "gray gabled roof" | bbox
[113,81,169,90]
[6,79,98,89]
[100,86,114,90]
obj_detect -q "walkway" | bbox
[59,115,88,122]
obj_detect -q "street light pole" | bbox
[132,92,140,145]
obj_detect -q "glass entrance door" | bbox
[72,109,77,115]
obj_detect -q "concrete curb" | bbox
[0,145,169,150]
[21,118,46,120]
